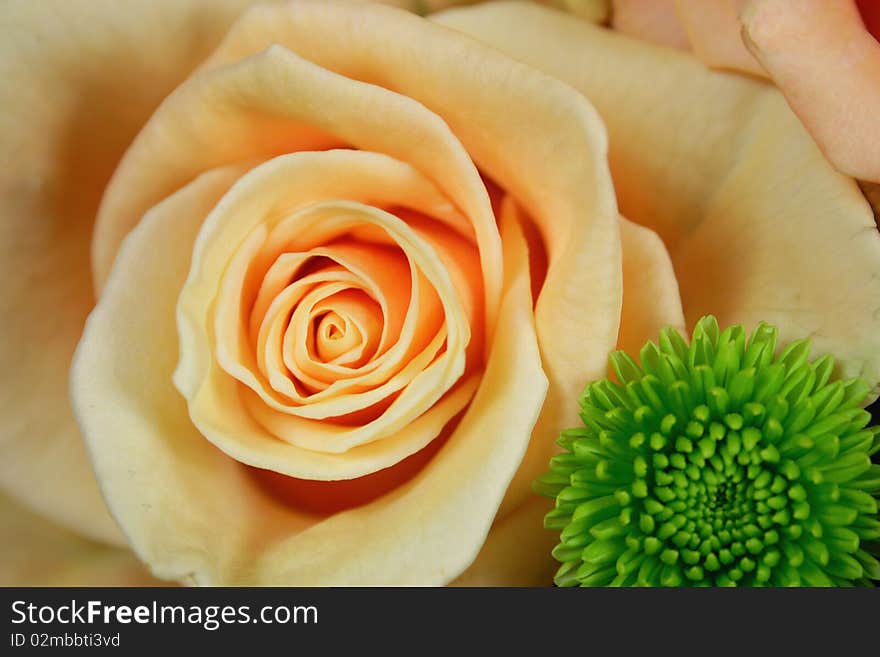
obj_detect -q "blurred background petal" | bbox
[742,0,880,182]
[0,493,159,586]
[612,0,689,50]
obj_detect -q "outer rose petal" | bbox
[0,494,158,587]
[438,1,880,397]
[675,0,766,76]
[612,0,690,50]
[0,0,272,544]
[616,216,685,355]
[455,216,683,585]
[742,0,880,182]
[452,496,556,586]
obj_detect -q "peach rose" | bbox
[2,0,879,586]
[610,0,880,184]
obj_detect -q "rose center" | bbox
[314,310,360,362]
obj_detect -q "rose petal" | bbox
[72,154,546,584]
[742,0,880,182]
[617,216,685,354]
[611,0,690,50]
[439,1,880,396]
[0,493,158,587]
[675,0,766,76]
[454,214,683,586]
[243,194,548,585]
[211,187,452,420]
[451,496,556,586]
[0,0,267,544]
[91,13,502,336]
[177,152,474,473]
[493,193,618,519]
[202,0,622,373]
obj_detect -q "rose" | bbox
[3,0,624,585]
[76,0,636,586]
[2,0,879,586]
[609,0,880,184]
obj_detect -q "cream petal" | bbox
[439,1,880,396]
[451,496,556,587]
[0,493,159,587]
[276,272,420,395]
[741,0,880,182]
[0,0,265,544]
[263,216,447,403]
[238,375,479,477]
[675,0,766,76]
[206,0,626,519]
[617,216,685,355]
[73,165,319,584]
[458,214,684,587]
[72,142,545,584]
[173,150,479,474]
[283,287,376,378]
[310,299,374,362]
[612,0,690,50]
[193,233,472,464]
[247,246,412,392]
[496,200,620,518]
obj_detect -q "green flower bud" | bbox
[535,316,880,587]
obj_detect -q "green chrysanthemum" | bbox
[535,316,880,587]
